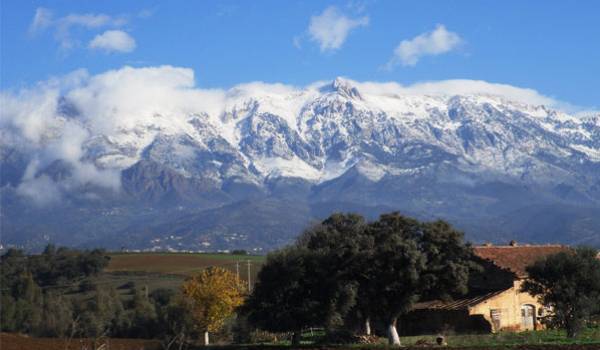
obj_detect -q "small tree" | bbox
[521,246,600,338]
[182,267,245,345]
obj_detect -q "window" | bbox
[490,309,502,331]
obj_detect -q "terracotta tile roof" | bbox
[473,244,569,277]
[412,289,508,311]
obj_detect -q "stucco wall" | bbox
[468,279,544,332]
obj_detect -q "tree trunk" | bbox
[291,331,301,345]
[204,331,210,345]
[565,316,580,338]
[387,319,401,346]
[364,317,371,335]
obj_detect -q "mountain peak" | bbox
[329,77,362,100]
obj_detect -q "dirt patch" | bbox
[0,333,161,350]
[201,345,600,350]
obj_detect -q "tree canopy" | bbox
[244,212,475,346]
[182,266,245,345]
[521,246,600,338]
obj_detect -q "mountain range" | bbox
[2,74,600,252]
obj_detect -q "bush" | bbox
[118,281,136,290]
[231,250,248,255]
[79,279,96,293]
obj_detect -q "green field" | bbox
[107,252,265,276]
[398,328,600,347]
[70,252,266,302]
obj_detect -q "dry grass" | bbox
[106,252,264,278]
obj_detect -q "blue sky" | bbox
[1,0,599,109]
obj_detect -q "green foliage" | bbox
[29,245,110,287]
[419,219,479,300]
[398,327,600,346]
[37,292,74,337]
[79,279,97,292]
[363,212,425,323]
[244,212,475,345]
[75,286,127,337]
[243,247,353,344]
[0,245,148,339]
[230,249,248,255]
[521,246,600,338]
[126,288,158,338]
[149,287,175,307]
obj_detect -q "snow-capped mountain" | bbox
[2,75,600,251]
[60,77,600,186]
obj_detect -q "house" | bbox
[400,242,569,335]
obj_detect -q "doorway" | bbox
[521,304,535,330]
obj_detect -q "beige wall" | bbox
[468,280,544,332]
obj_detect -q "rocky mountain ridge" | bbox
[2,77,599,251]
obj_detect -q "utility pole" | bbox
[247,260,251,292]
[236,261,240,282]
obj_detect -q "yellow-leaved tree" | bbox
[182,266,245,345]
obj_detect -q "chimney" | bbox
[509,240,518,247]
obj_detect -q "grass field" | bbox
[274,328,600,348]
[61,252,267,303]
[105,252,265,292]
[106,252,265,277]
[398,328,600,347]
[4,331,600,350]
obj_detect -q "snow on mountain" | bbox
[5,74,598,190]
[102,77,598,187]
[2,68,600,250]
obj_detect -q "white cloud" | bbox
[89,30,136,53]
[1,72,122,204]
[386,24,462,68]
[17,175,62,206]
[308,6,369,52]
[137,8,156,19]
[292,35,303,49]
[28,7,128,50]
[29,7,53,34]
[60,13,123,28]
[65,66,226,136]
[354,79,557,106]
